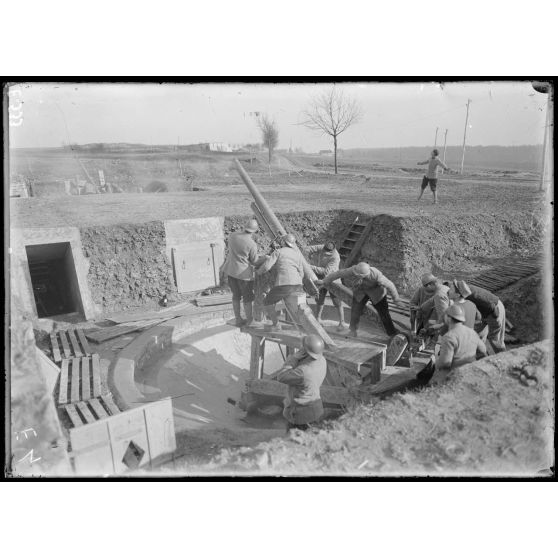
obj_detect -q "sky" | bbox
[8,81,549,151]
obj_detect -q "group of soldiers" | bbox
[222,217,508,430]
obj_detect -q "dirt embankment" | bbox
[224,210,359,254]
[204,340,553,476]
[80,223,176,313]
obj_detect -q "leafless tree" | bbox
[258,114,279,172]
[301,86,362,174]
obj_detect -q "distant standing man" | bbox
[451,280,507,353]
[323,261,404,338]
[306,241,347,331]
[256,233,305,332]
[268,334,327,432]
[222,218,261,327]
[417,149,452,204]
[430,305,488,385]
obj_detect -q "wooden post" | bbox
[434,127,439,149]
[460,99,471,174]
[441,129,448,175]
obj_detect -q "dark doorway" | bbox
[26,242,84,319]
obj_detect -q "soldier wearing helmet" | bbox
[449,279,507,353]
[255,233,305,331]
[305,240,346,331]
[431,305,487,385]
[268,334,327,431]
[322,260,404,339]
[410,272,451,335]
[222,218,262,326]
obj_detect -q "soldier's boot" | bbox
[315,304,324,322]
[264,305,281,331]
[243,302,260,327]
[334,304,347,331]
[232,299,246,327]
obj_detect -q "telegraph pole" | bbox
[540,91,552,192]
[434,127,439,149]
[441,129,448,174]
[460,99,471,174]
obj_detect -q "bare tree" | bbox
[301,86,362,174]
[258,114,279,173]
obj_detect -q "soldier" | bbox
[256,233,305,332]
[222,218,261,326]
[323,261,405,338]
[268,334,327,432]
[306,241,346,331]
[430,305,488,385]
[451,280,507,353]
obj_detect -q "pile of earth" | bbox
[201,340,553,476]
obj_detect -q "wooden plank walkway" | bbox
[65,395,121,428]
[58,354,102,407]
[50,328,92,361]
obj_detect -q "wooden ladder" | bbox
[338,218,373,268]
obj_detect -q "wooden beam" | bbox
[76,401,96,424]
[65,404,84,428]
[59,330,71,359]
[81,356,91,401]
[59,359,70,405]
[76,328,92,355]
[91,354,102,397]
[89,397,109,419]
[50,332,62,362]
[101,395,120,416]
[70,358,80,403]
[68,329,83,357]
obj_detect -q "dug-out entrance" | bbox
[25,242,84,319]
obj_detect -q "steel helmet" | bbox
[453,279,472,298]
[445,304,466,322]
[283,233,297,248]
[302,334,325,359]
[353,262,371,277]
[245,219,259,233]
[421,272,437,286]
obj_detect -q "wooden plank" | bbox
[76,401,97,424]
[81,357,91,401]
[85,319,164,343]
[76,328,92,355]
[50,332,62,362]
[70,358,80,403]
[59,359,70,405]
[101,395,120,416]
[59,330,71,359]
[68,329,83,357]
[249,336,263,379]
[65,404,84,428]
[89,397,109,419]
[92,354,102,397]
